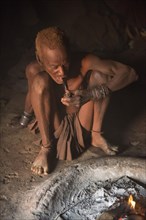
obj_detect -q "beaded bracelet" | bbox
[90,84,111,101]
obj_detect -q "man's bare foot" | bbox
[31,147,52,175]
[91,132,118,155]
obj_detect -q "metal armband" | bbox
[19,111,33,127]
[90,85,111,101]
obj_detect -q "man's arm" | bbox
[80,54,138,91]
[61,56,139,107]
[105,60,138,91]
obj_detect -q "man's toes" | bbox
[44,167,49,175]
[32,166,38,174]
[31,165,36,172]
[31,165,41,175]
[105,148,117,155]
[108,150,116,155]
[110,145,118,152]
[37,167,43,175]
[44,171,49,175]
[31,164,49,175]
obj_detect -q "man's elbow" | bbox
[129,68,139,83]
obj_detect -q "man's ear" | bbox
[36,52,42,66]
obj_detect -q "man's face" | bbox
[38,45,69,84]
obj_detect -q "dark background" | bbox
[1,0,146,83]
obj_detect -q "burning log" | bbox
[98,212,145,220]
[124,215,146,220]
[98,194,146,220]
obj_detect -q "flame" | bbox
[128,195,136,209]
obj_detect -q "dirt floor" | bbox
[0,47,146,220]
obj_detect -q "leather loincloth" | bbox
[54,113,91,160]
[28,113,91,161]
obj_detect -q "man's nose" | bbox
[58,65,66,76]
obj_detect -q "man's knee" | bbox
[89,70,108,87]
[31,73,49,95]
[25,61,41,79]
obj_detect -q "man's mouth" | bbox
[56,75,68,84]
[56,76,64,84]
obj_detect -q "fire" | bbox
[117,195,146,219]
[128,195,136,209]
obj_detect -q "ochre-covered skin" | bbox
[21,27,138,175]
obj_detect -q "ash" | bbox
[60,176,146,220]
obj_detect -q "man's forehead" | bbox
[41,46,68,63]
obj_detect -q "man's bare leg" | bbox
[30,72,61,175]
[9,62,39,128]
[19,62,42,127]
[78,71,118,155]
[91,98,118,154]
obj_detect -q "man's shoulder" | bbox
[81,53,102,71]
[26,60,43,73]
[82,53,101,61]
[70,51,101,62]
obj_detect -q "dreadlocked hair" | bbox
[35,27,68,55]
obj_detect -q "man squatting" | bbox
[19,27,138,175]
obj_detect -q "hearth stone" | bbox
[16,157,146,220]
[60,176,146,220]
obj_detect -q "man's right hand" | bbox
[61,93,81,107]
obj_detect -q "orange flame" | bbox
[128,195,136,209]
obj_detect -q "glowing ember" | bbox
[128,195,136,210]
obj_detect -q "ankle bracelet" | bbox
[41,143,52,149]
[23,111,33,118]
[91,130,104,134]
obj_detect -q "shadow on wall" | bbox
[102,82,145,147]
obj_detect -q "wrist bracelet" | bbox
[90,84,111,100]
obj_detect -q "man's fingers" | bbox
[74,90,83,96]
[61,96,81,107]
[61,97,70,106]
